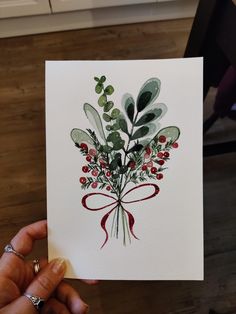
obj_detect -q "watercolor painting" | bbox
[70,75,180,248]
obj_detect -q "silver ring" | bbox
[4,243,24,260]
[24,293,45,311]
[33,259,40,275]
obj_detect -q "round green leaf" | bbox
[104,85,114,95]
[103,113,111,122]
[104,101,114,112]
[103,145,112,153]
[95,83,103,94]
[106,125,113,131]
[112,123,120,131]
[98,94,107,107]
[111,108,120,119]
[100,75,106,83]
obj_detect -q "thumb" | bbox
[2,258,66,314]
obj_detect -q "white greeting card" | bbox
[46,58,203,280]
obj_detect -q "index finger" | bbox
[0,220,47,266]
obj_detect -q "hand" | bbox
[0,220,90,313]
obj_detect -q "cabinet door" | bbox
[0,0,51,18]
[50,0,156,13]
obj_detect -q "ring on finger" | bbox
[33,259,41,275]
[4,243,25,260]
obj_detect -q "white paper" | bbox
[46,58,203,280]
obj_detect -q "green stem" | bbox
[121,207,126,246]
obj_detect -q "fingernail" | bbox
[51,258,66,274]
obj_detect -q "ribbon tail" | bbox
[125,210,139,240]
[100,208,116,249]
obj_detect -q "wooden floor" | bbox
[1,19,236,314]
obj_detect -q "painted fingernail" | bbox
[51,258,66,274]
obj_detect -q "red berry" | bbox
[89,148,97,156]
[106,186,111,191]
[172,142,179,148]
[156,173,163,180]
[101,163,106,169]
[147,160,153,168]
[128,161,136,169]
[106,171,111,177]
[145,146,152,155]
[91,169,98,176]
[82,166,89,173]
[151,167,157,174]
[142,164,147,171]
[80,143,88,151]
[80,177,86,184]
[158,160,165,166]
[86,155,92,162]
[159,135,166,143]
[91,182,98,189]
[144,153,150,159]
[157,152,163,158]
[164,152,170,158]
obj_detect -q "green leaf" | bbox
[104,85,114,95]
[94,77,100,82]
[112,122,120,131]
[119,165,128,174]
[106,125,113,131]
[127,143,143,153]
[100,75,106,83]
[131,126,149,140]
[103,113,111,122]
[109,159,118,171]
[113,139,125,150]
[95,83,103,94]
[156,126,180,143]
[137,78,161,112]
[103,145,112,153]
[135,112,156,126]
[111,108,120,119]
[98,94,107,107]
[123,94,135,123]
[83,103,106,142]
[70,128,94,146]
[118,117,129,135]
[104,101,114,112]
[107,131,120,142]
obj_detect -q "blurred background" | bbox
[0,0,236,313]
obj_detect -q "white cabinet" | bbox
[50,0,157,13]
[0,0,51,18]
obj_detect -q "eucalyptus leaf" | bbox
[95,83,103,94]
[104,101,114,112]
[70,128,94,146]
[156,126,180,143]
[137,78,161,112]
[131,126,149,140]
[100,75,106,83]
[112,123,120,131]
[83,103,106,142]
[107,132,120,142]
[106,125,113,131]
[104,85,114,95]
[94,77,100,82]
[103,113,111,122]
[111,108,120,119]
[122,93,135,123]
[103,145,113,153]
[98,94,107,107]
[113,139,125,151]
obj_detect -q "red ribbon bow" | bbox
[82,183,160,248]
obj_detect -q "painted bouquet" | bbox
[71,75,180,248]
